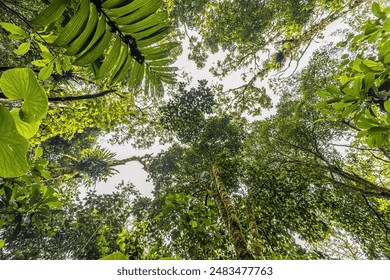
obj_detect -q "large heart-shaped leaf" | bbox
[0,105,29,178]
[10,109,41,139]
[0,68,48,123]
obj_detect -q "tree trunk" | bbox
[211,163,254,259]
[246,194,264,259]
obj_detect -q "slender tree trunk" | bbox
[246,195,264,259]
[211,163,254,259]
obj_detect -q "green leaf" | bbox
[34,147,44,160]
[100,252,128,260]
[370,134,387,147]
[0,240,5,249]
[97,34,122,79]
[332,101,352,110]
[122,11,167,33]
[372,2,385,19]
[37,42,50,53]
[10,109,40,139]
[363,73,375,92]
[352,58,362,72]
[191,221,198,228]
[31,59,51,67]
[40,51,54,60]
[0,68,48,123]
[384,53,390,65]
[352,33,366,43]
[53,0,90,47]
[13,41,31,55]
[352,77,363,96]
[361,59,384,72]
[367,126,390,135]
[42,196,59,204]
[325,85,342,96]
[74,26,111,66]
[315,100,328,109]
[8,34,26,40]
[55,61,63,75]
[380,40,390,61]
[339,75,350,86]
[48,201,62,209]
[341,103,359,118]
[0,105,29,178]
[355,117,379,129]
[320,109,332,115]
[66,4,99,56]
[38,63,54,80]
[384,18,390,32]
[384,100,390,113]
[42,186,55,200]
[0,22,27,37]
[31,0,68,26]
[32,215,44,229]
[36,33,57,43]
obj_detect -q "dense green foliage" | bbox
[1,0,390,260]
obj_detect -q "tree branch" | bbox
[110,154,153,169]
[48,89,117,102]
[362,195,390,244]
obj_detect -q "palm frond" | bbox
[31,0,179,93]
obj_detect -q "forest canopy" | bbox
[0,0,390,260]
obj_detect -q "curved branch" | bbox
[48,89,117,102]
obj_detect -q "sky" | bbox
[94,18,348,198]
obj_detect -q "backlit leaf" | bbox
[0,68,48,123]
[0,105,29,178]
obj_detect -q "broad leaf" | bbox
[384,100,390,113]
[10,109,41,139]
[13,41,31,55]
[0,105,29,178]
[38,63,54,80]
[0,68,48,123]
[0,22,27,37]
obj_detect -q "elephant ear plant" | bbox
[0,68,48,178]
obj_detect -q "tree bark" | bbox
[1,89,117,102]
[246,194,264,259]
[47,90,117,102]
[211,163,254,259]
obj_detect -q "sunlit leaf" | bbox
[13,41,31,55]
[0,22,27,37]
[10,109,41,139]
[0,68,48,123]
[0,105,29,178]
[100,251,128,260]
